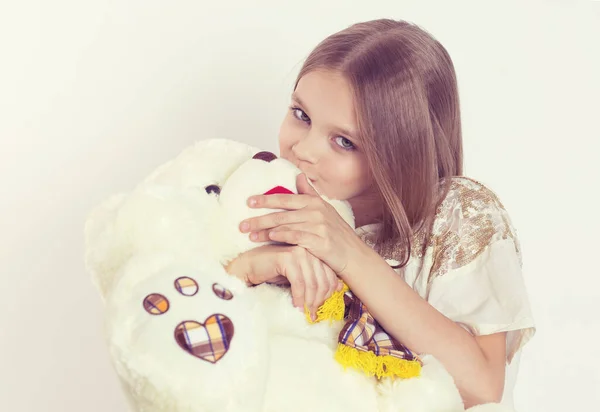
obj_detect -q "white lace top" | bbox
[355,177,536,406]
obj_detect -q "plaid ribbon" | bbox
[338,290,419,362]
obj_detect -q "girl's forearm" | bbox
[341,243,504,406]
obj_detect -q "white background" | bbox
[1,1,598,411]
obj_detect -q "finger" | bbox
[268,230,321,251]
[283,261,305,310]
[299,256,317,316]
[265,275,291,287]
[296,173,320,197]
[300,258,319,313]
[247,192,312,211]
[311,260,329,319]
[323,264,339,300]
[250,222,320,243]
[240,210,308,234]
[250,226,293,243]
[249,229,276,243]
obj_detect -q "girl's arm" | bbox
[240,174,510,407]
[341,243,506,408]
[224,244,342,317]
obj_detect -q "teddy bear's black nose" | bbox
[252,151,277,163]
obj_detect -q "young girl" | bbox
[225,18,535,409]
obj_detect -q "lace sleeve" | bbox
[426,178,536,363]
[429,178,522,277]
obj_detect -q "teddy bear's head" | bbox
[211,149,355,265]
[84,138,354,300]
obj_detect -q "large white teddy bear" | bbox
[84,138,514,412]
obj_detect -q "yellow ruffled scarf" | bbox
[305,284,422,379]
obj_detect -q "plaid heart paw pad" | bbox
[174,315,234,363]
[142,276,236,363]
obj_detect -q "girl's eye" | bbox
[334,136,355,150]
[291,107,310,123]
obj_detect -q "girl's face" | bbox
[278,69,380,223]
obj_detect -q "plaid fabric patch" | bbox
[212,283,234,300]
[143,293,170,315]
[174,314,234,363]
[174,276,199,296]
[339,291,418,361]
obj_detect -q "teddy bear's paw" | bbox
[105,258,269,412]
[143,277,236,364]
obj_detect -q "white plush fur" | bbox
[85,138,513,412]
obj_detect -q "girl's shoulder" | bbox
[356,176,522,269]
[418,176,522,274]
[436,176,509,221]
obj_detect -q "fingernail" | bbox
[311,313,317,322]
[248,197,257,207]
[240,221,250,232]
[250,232,258,241]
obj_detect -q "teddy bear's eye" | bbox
[204,184,221,195]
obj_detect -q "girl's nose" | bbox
[292,132,320,164]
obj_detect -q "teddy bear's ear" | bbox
[84,192,128,301]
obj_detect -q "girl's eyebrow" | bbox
[291,92,357,139]
[335,126,357,140]
[291,92,306,108]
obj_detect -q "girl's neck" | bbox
[348,193,383,229]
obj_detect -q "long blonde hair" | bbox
[295,19,463,266]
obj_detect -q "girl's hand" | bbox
[224,244,342,320]
[239,173,363,275]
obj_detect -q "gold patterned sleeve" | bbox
[425,178,536,364]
